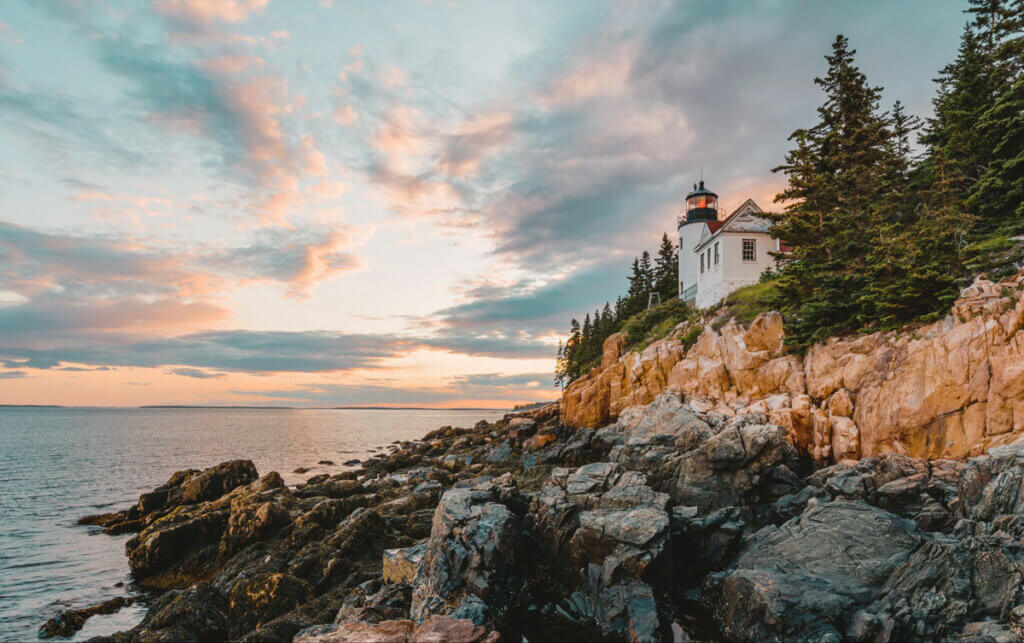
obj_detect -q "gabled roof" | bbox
[693,199,770,251]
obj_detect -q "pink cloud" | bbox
[333,104,359,126]
[153,0,270,25]
[196,54,265,75]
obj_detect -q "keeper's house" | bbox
[677,180,788,309]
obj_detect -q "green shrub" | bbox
[679,324,703,351]
[620,299,695,351]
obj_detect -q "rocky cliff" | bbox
[563,269,1024,462]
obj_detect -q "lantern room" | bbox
[683,180,718,224]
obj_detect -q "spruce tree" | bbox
[968,1,1024,234]
[624,257,645,317]
[639,251,654,302]
[653,233,679,301]
[767,35,895,346]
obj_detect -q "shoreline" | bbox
[58,394,1024,641]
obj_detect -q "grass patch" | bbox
[723,278,782,325]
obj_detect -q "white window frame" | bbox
[742,238,756,262]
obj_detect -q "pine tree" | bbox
[767,35,895,346]
[653,233,679,301]
[968,1,1024,234]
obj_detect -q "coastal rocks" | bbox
[38,597,134,639]
[410,475,526,628]
[124,469,294,588]
[707,501,922,642]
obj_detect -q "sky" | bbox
[0,0,968,407]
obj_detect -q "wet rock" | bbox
[344,459,361,466]
[707,501,921,641]
[39,597,134,638]
[319,460,335,466]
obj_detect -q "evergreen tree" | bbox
[968,1,1024,234]
[639,251,654,303]
[767,35,895,346]
[601,302,615,337]
[653,233,679,301]
[624,257,646,317]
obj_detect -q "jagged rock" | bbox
[807,454,962,530]
[673,417,802,511]
[530,462,671,641]
[707,501,922,642]
[180,460,259,505]
[410,475,526,629]
[128,582,230,641]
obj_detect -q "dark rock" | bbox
[39,597,134,638]
[410,474,526,629]
[179,460,258,505]
[228,572,314,638]
[343,459,361,466]
[707,501,921,642]
[318,460,335,466]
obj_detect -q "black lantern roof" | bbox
[686,180,717,200]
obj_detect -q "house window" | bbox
[714,242,720,266]
[742,239,756,262]
[700,252,704,273]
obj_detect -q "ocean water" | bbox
[0,407,503,642]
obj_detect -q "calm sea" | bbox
[0,407,503,642]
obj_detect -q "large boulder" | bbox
[410,475,527,629]
[707,501,922,642]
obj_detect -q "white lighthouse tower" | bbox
[677,180,720,305]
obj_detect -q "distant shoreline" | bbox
[0,404,518,411]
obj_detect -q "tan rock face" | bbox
[562,270,1024,462]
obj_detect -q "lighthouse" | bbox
[677,180,720,304]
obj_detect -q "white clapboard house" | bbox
[677,180,788,309]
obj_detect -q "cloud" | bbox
[0,221,363,341]
[0,330,415,373]
[153,0,270,26]
[167,367,226,378]
[0,370,29,379]
[205,226,361,296]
